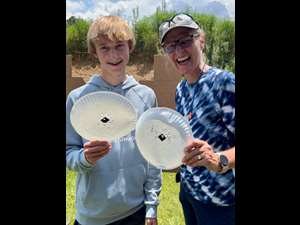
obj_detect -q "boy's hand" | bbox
[83,140,112,165]
[145,218,157,225]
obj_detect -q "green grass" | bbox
[157,172,185,225]
[66,170,77,225]
[66,170,185,225]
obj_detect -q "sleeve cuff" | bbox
[79,150,95,168]
[145,204,157,218]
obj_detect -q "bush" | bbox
[66,13,235,73]
[131,11,235,72]
[66,17,91,56]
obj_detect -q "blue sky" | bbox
[66,0,235,22]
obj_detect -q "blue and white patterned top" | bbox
[176,67,235,206]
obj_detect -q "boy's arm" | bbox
[144,164,162,218]
[66,94,95,173]
[144,93,162,218]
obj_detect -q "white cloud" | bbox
[66,0,84,12]
[132,0,161,17]
[66,0,235,21]
[66,0,161,22]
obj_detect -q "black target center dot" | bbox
[100,117,110,123]
[158,134,166,141]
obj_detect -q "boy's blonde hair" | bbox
[87,16,136,55]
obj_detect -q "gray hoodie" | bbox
[66,75,162,225]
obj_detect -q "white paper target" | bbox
[70,91,137,141]
[135,107,193,170]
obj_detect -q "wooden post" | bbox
[66,55,85,96]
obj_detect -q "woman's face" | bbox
[163,27,204,77]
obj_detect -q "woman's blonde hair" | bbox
[87,16,136,55]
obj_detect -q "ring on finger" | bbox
[197,155,202,160]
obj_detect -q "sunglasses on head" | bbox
[162,33,199,54]
[160,13,198,29]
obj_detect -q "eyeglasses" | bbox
[163,33,199,54]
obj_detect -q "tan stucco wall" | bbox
[66,54,181,109]
[140,55,182,109]
[66,55,85,97]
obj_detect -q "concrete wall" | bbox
[140,55,182,109]
[66,55,85,96]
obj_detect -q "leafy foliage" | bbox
[66,11,235,72]
[66,17,91,55]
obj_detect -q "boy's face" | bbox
[94,35,131,76]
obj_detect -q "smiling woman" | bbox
[158,13,235,225]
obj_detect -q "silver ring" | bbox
[197,155,202,160]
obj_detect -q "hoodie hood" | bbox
[87,74,139,95]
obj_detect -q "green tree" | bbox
[212,20,235,72]
[191,13,217,66]
[66,12,235,73]
[132,6,139,33]
[161,0,167,12]
[66,17,91,56]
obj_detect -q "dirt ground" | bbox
[71,60,154,83]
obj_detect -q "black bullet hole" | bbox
[100,117,110,123]
[158,134,166,141]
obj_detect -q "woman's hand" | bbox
[182,139,221,172]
